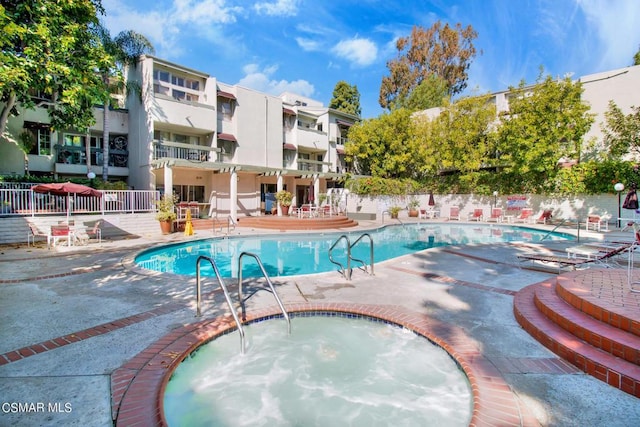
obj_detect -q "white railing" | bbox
[0,188,159,216]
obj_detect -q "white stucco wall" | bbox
[347,193,628,225]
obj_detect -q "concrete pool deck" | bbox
[0,219,639,426]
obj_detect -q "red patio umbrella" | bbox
[32,182,102,220]
[32,182,102,198]
[428,192,435,206]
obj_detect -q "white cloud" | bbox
[254,0,298,16]
[295,37,321,52]
[101,0,243,58]
[332,37,378,67]
[237,64,314,97]
[576,0,640,69]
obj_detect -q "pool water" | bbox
[163,315,473,427]
[136,223,571,278]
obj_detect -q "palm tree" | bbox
[93,25,154,182]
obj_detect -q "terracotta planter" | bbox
[408,209,418,217]
[159,220,173,234]
[281,205,290,216]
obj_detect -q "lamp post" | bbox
[614,182,624,228]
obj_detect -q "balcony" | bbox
[54,145,128,168]
[153,140,222,162]
[296,158,331,173]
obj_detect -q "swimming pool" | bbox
[135,223,572,278]
[163,314,473,426]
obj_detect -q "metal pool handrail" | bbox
[238,251,291,335]
[350,233,375,276]
[328,234,352,280]
[195,255,246,354]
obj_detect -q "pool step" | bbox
[514,273,640,397]
[183,216,358,231]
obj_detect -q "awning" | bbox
[336,119,353,127]
[336,147,345,155]
[217,133,237,142]
[217,90,236,100]
[283,143,297,150]
[23,121,51,130]
[283,107,296,116]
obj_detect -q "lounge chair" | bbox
[467,208,484,222]
[585,214,608,232]
[486,207,503,223]
[448,206,460,221]
[85,220,103,243]
[27,222,49,247]
[49,225,71,248]
[512,208,533,224]
[518,242,633,272]
[535,209,553,224]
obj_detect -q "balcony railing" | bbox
[297,158,332,173]
[153,140,222,162]
[54,145,128,168]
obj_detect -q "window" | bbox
[153,83,170,96]
[173,134,188,144]
[37,129,51,155]
[89,136,102,149]
[153,70,170,82]
[219,101,233,120]
[26,129,51,155]
[172,185,205,203]
[154,130,171,142]
[171,75,185,87]
[317,123,323,132]
[64,134,84,147]
[186,93,199,102]
[218,140,235,158]
[173,89,186,100]
[186,79,200,90]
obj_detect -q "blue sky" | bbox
[101,0,640,118]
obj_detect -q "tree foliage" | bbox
[0,0,110,139]
[345,108,424,180]
[602,101,640,159]
[413,94,497,176]
[379,21,479,110]
[395,74,449,112]
[329,81,361,117]
[93,23,154,181]
[346,70,605,195]
[495,72,594,193]
[634,45,640,66]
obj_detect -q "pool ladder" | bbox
[195,252,290,354]
[328,233,374,280]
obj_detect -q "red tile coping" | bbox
[514,282,640,398]
[112,303,532,426]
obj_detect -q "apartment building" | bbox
[0,55,358,220]
[3,58,636,218]
[0,94,130,180]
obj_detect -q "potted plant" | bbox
[389,205,402,219]
[155,193,177,234]
[275,190,293,216]
[407,197,420,217]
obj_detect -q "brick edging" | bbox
[113,303,529,426]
